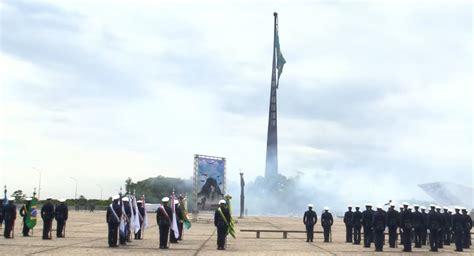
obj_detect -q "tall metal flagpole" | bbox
[264,12,279,179]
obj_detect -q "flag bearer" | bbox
[321,207,333,242]
[19,198,32,236]
[55,199,68,238]
[303,204,317,242]
[135,200,145,240]
[215,199,230,250]
[156,197,172,249]
[106,195,122,247]
[41,197,55,240]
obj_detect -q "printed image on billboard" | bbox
[194,155,226,211]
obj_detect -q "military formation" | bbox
[1,196,68,239]
[340,203,472,252]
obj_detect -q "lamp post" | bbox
[32,167,41,200]
[96,184,103,200]
[69,177,78,199]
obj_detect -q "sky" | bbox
[0,0,472,203]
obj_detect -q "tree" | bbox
[11,190,26,202]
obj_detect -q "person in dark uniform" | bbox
[41,197,55,240]
[427,204,441,251]
[372,205,386,251]
[442,206,451,245]
[362,203,374,248]
[19,197,32,236]
[398,205,404,245]
[119,197,131,245]
[55,199,68,238]
[452,207,464,252]
[0,198,4,229]
[156,197,172,249]
[215,199,230,250]
[343,205,353,243]
[352,205,362,244]
[177,196,185,240]
[420,206,428,245]
[412,205,423,248]
[400,203,412,252]
[135,200,145,240]
[461,208,472,249]
[321,207,333,243]
[303,204,317,242]
[169,200,181,243]
[386,203,398,248]
[3,197,16,238]
[106,195,122,247]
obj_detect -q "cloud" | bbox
[0,0,471,205]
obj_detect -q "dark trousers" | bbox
[345,225,352,242]
[135,229,142,239]
[374,230,384,251]
[388,226,397,248]
[56,220,65,237]
[421,228,427,245]
[42,218,52,239]
[353,226,361,244]
[3,220,13,238]
[437,229,444,248]
[363,225,372,247]
[463,229,471,248]
[217,225,228,249]
[429,228,439,251]
[305,224,314,242]
[119,224,127,245]
[443,227,451,245]
[402,228,412,251]
[107,222,119,247]
[454,230,463,251]
[414,228,422,248]
[323,226,331,242]
[170,228,178,243]
[22,220,30,236]
[178,222,183,240]
[159,224,170,248]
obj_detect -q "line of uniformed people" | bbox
[343,202,472,252]
[1,196,68,239]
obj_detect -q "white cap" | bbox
[25,197,32,201]
[174,200,179,205]
[420,206,426,210]
[162,197,169,203]
[399,205,404,208]
[347,205,352,208]
[443,206,449,210]
[308,204,314,208]
[429,204,436,208]
[122,197,129,202]
[402,202,409,206]
[59,199,66,202]
[137,200,143,203]
[389,203,395,207]
[46,196,53,200]
[461,207,466,211]
[376,205,383,209]
[324,206,329,211]
[112,195,120,200]
[413,204,419,208]
[219,199,226,204]
[355,205,360,208]
[435,205,441,209]
[365,203,371,206]
[8,197,15,201]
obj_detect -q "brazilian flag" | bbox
[25,197,38,229]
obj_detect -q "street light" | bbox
[32,167,41,200]
[96,184,103,200]
[69,177,78,199]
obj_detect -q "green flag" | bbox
[275,27,286,80]
[25,197,38,229]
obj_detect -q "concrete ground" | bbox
[0,211,472,255]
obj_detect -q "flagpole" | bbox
[272,12,278,88]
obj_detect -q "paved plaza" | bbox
[0,211,472,255]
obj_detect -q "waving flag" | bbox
[224,194,236,239]
[132,195,140,233]
[25,196,37,229]
[142,195,148,230]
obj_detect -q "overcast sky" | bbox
[0,0,472,202]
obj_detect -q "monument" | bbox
[264,12,286,179]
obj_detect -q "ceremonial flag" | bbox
[119,196,126,235]
[128,195,137,233]
[142,195,148,230]
[170,192,179,239]
[272,12,286,88]
[25,196,37,229]
[132,195,140,233]
[224,194,236,239]
[182,197,191,230]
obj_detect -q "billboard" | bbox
[194,154,226,211]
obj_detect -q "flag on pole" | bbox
[119,196,126,235]
[142,195,148,230]
[132,195,140,233]
[224,194,236,239]
[181,196,191,230]
[25,196,37,229]
[170,192,179,239]
[272,12,286,88]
